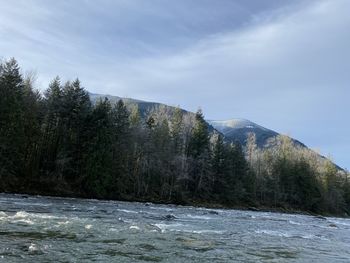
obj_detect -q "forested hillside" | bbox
[1,58,349,216]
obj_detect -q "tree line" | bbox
[0,58,349,216]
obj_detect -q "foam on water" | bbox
[56,220,71,226]
[191,230,225,234]
[129,225,140,230]
[184,214,213,220]
[152,223,224,235]
[255,229,329,241]
[255,229,292,238]
[0,194,349,262]
[149,206,173,212]
[28,243,38,252]
[15,218,35,225]
[288,220,302,225]
[0,211,7,217]
[117,209,138,214]
[153,223,184,233]
[12,211,62,220]
[13,211,30,218]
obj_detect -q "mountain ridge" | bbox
[90,92,342,170]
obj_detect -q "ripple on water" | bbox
[176,237,217,252]
[0,230,77,240]
[152,223,225,235]
[184,214,213,220]
[254,229,329,241]
[247,247,299,260]
[102,250,163,262]
[100,238,126,244]
[1,194,350,262]
[116,209,138,214]
[137,243,157,251]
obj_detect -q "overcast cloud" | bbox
[0,0,349,169]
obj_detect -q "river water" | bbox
[0,194,349,262]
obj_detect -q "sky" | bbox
[0,0,349,169]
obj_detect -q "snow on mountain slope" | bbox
[208,119,283,148]
[208,119,270,133]
[89,93,342,170]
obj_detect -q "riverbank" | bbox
[1,188,348,219]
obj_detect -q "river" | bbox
[0,194,349,262]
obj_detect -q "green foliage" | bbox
[186,109,212,198]
[0,58,349,216]
[0,59,25,181]
[83,99,114,197]
[187,109,209,158]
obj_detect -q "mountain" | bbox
[207,119,306,149]
[90,92,303,147]
[90,93,342,170]
[89,93,164,116]
[208,119,344,171]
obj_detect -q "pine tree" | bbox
[211,134,228,199]
[187,109,209,158]
[40,77,64,179]
[225,142,250,203]
[128,104,143,196]
[83,98,114,197]
[59,79,92,184]
[21,73,43,180]
[111,100,131,197]
[187,109,211,199]
[171,107,184,154]
[0,58,26,187]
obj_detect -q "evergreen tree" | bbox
[324,160,344,213]
[187,109,211,199]
[187,109,209,158]
[111,100,131,197]
[21,74,43,180]
[0,58,26,188]
[227,142,250,204]
[59,79,92,184]
[294,158,323,212]
[343,173,350,214]
[40,77,64,179]
[128,104,143,197]
[83,98,114,197]
[171,107,184,154]
[211,134,228,199]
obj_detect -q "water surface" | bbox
[0,194,349,262]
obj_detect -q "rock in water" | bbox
[163,214,176,221]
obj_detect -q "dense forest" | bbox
[1,58,349,216]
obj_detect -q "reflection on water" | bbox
[0,193,349,262]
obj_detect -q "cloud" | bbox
[102,0,349,120]
[98,0,350,168]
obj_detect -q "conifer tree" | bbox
[83,98,114,197]
[111,100,131,196]
[40,77,63,179]
[211,134,228,198]
[59,79,91,183]
[187,109,211,198]
[0,58,26,185]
